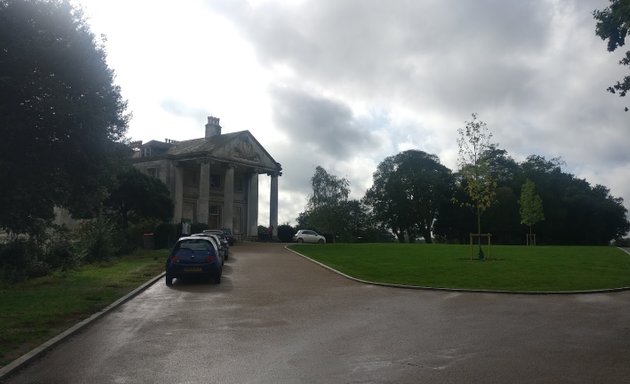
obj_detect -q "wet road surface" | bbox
[4,242,630,383]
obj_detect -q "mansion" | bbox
[131,116,282,240]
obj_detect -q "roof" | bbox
[133,130,282,174]
[166,131,242,156]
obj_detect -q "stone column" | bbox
[197,160,210,224]
[247,172,259,237]
[270,172,279,238]
[223,165,234,230]
[173,163,183,224]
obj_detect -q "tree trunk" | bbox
[477,203,484,260]
[423,228,433,243]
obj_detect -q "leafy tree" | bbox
[519,179,545,242]
[363,155,408,241]
[456,114,497,256]
[433,172,476,243]
[426,148,629,245]
[298,166,350,242]
[364,150,454,243]
[337,199,373,242]
[105,166,174,229]
[477,146,522,244]
[0,0,129,235]
[594,0,630,110]
[520,155,629,245]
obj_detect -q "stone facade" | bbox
[131,117,282,239]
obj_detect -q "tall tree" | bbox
[0,0,128,235]
[479,146,522,244]
[364,150,454,243]
[519,179,545,243]
[456,113,496,256]
[301,166,350,242]
[593,0,630,110]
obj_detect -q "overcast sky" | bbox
[76,0,629,226]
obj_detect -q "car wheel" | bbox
[165,274,173,286]
[318,239,324,244]
[214,273,222,284]
[297,238,304,243]
[224,251,229,261]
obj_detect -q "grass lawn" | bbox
[0,249,167,368]
[289,243,630,292]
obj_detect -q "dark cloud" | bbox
[214,0,550,108]
[270,86,380,158]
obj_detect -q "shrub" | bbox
[153,223,179,249]
[277,224,296,242]
[0,240,39,283]
[42,225,80,270]
[125,219,157,251]
[76,217,118,262]
[27,260,51,278]
[257,225,268,241]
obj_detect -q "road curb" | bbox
[286,246,630,295]
[0,272,166,380]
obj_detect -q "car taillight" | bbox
[206,254,215,263]
[170,256,179,263]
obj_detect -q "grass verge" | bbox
[289,243,630,292]
[0,248,167,368]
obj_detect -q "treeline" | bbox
[297,148,629,245]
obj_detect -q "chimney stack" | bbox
[205,116,222,138]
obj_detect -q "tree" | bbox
[105,167,173,229]
[478,146,522,244]
[520,155,629,245]
[0,0,129,235]
[300,166,350,242]
[593,0,630,110]
[364,150,454,243]
[519,179,545,244]
[456,113,496,258]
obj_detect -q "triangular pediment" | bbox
[211,131,280,171]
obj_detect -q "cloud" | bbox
[270,86,380,158]
[79,0,630,225]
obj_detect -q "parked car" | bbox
[166,237,222,285]
[221,228,236,245]
[292,229,326,244]
[203,229,230,259]
[190,233,227,263]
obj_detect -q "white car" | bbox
[293,230,326,244]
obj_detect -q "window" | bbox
[210,174,221,188]
[209,205,221,229]
[235,174,243,192]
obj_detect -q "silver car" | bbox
[190,233,227,264]
[293,230,326,244]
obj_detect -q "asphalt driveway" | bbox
[4,242,630,383]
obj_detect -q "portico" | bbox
[132,116,282,239]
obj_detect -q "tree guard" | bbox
[526,233,536,246]
[469,233,492,260]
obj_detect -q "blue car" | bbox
[166,237,222,285]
